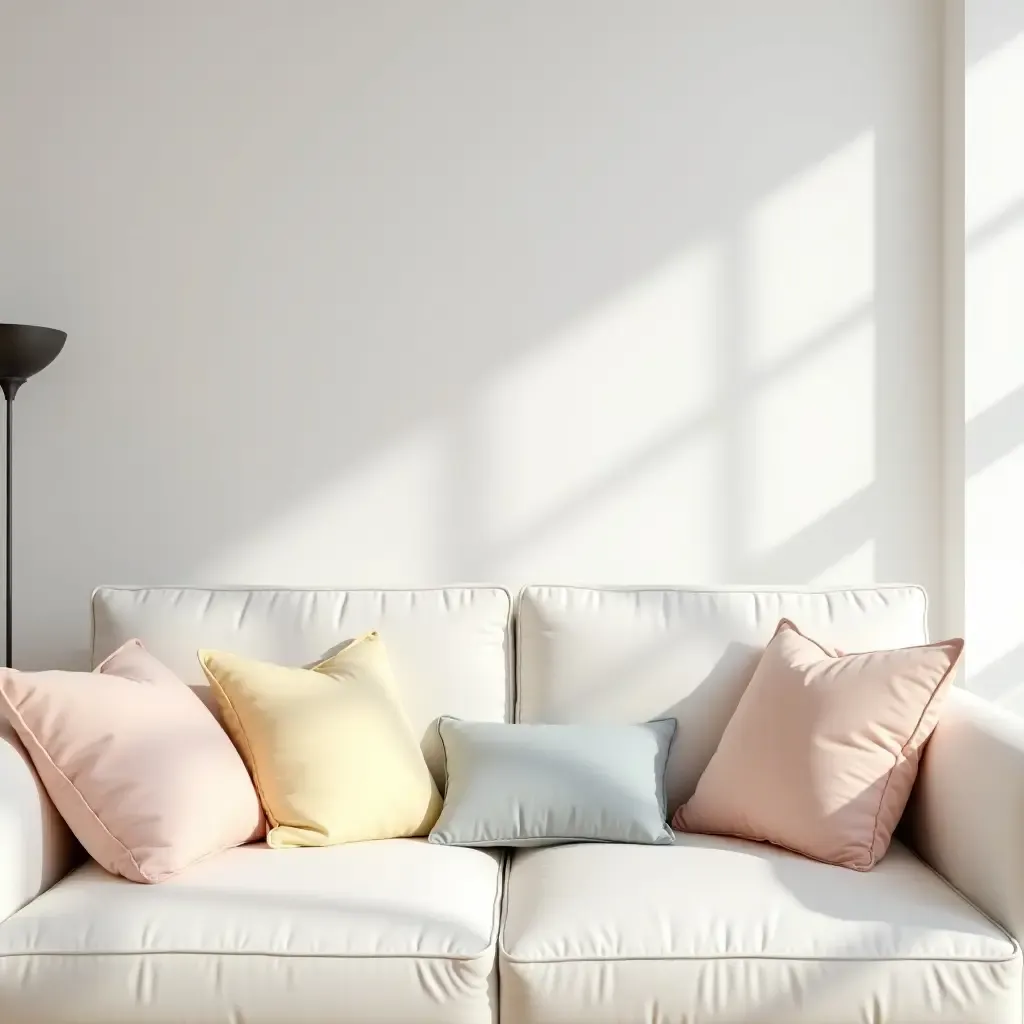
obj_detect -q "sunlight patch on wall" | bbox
[965,444,1024,681]
[965,220,1024,421]
[491,433,723,582]
[741,133,876,571]
[965,26,1024,424]
[966,32,1024,237]
[200,424,448,585]
[809,539,875,587]
[964,29,1024,689]
[747,133,874,371]
[744,320,875,564]
[479,241,722,578]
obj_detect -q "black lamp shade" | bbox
[0,325,67,382]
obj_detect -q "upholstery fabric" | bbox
[201,633,442,848]
[516,585,930,810]
[429,718,675,847]
[0,582,999,1023]
[92,586,514,783]
[0,640,263,883]
[499,833,1021,1024]
[0,839,503,1024]
[0,720,77,924]
[675,619,963,869]
[906,685,1024,943]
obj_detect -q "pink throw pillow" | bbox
[673,619,964,870]
[0,640,264,883]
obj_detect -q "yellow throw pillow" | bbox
[199,632,442,848]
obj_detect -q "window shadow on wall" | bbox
[1,3,941,668]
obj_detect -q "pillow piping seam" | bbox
[780,620,965,869]
[866,640,966,869]
[198,657,278,832]
[428,717,452,843]
[0,701,149,881]
[429,718,674,847]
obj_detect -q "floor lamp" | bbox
[0,325,66,668]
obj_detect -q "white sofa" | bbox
[0,583,1021,1024]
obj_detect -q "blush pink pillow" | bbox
[673,619,964,870]
[0,640,264,883]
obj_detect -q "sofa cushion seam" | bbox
[498,846,1018,967]
[2,853,506,966]
[498,950,1021,966]
[517,584,926,599]
[0,949,497,961]
[910,847,1021,959]
[486,850,505,953]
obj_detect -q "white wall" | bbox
[0,1,943,669]
[959,0,1024,707]
[941,0,966,647]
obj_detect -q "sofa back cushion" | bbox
[516,585,929,812]
[92,587,513,784]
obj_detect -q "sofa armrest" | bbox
[905,685,1024,939]
[0,720,78,922]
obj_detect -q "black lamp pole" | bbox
[3,382,13,669]
[0,325,66,668]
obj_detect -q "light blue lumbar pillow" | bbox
[427,717,676,847]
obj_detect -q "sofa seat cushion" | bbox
[499,833,1021,1024]
[0,840,502,1024]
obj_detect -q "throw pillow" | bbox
[200,631,442,848]
[429,717,676,847]
[673,618,964,870]
[0,639,264,883]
